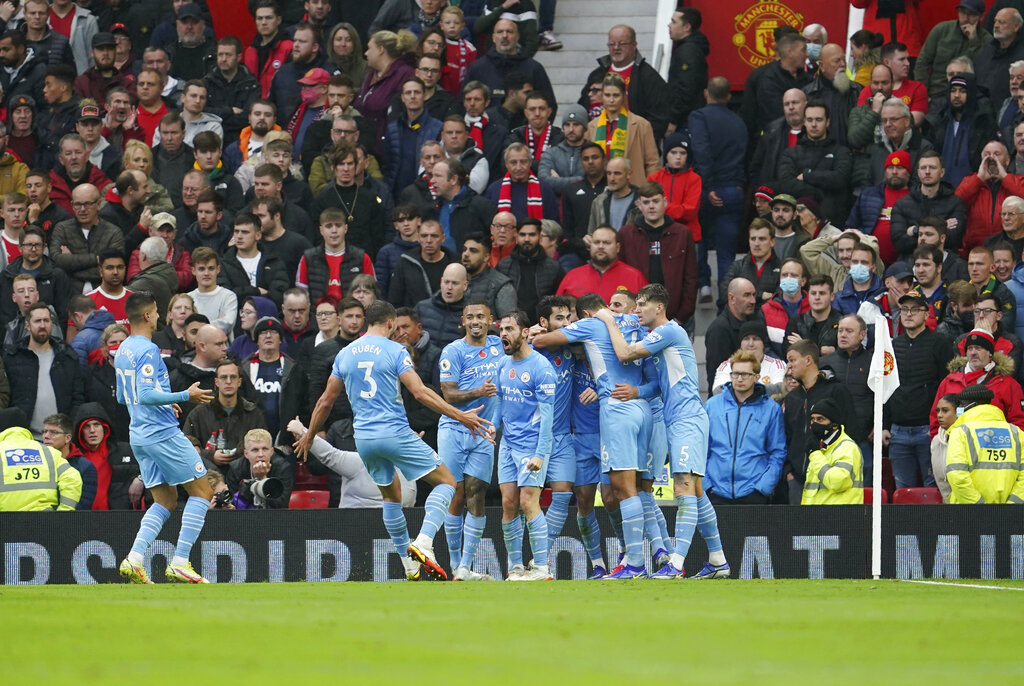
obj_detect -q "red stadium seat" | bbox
[540,488,552,507]
[892,487,943,504]
[864,487,889,504]
[293,461,328,490]
[289,490,330,509]
[881,458,896,496]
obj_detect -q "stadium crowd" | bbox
[1,0,1023,528]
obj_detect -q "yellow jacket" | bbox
[802,428,864,505]
[945,404,1024,504]
[0,427,81,511]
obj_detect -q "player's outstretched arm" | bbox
[401,369,494,441]
[441,379,497,405]
[594,309,650,362]
[295,376,344,460]
[136,381,209,407]
[531,328,569,349]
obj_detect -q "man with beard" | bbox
[915,0,990,99]
[848,64,894,150]
[750,88,805,188]
[858,41,928,127]
[0,30,47,108]
[891,150,969,261]
[495,219,563,321]
[47,133,112,214]
[776,101,853,227]
[556,225,646,302]
[854,98,934,190]
[801,44,861,145]
[956,140,1024,250]
[504,91,563,176]
[203,36,260,144]
[164,3,217,82]
[847,151,912,264]
[539,105,586,197]
[766,194,808,262]
[975,8,1024,107]
[101,88,143,152]
[924,73,997,187]
[223,100,277,173]
[73,33,134,104]
[269,23,325,127]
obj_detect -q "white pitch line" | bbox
[901,579,1024,591]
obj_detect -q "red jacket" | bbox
[618,219,696,323]
[761,292,809,350]
[127,242,193,291]
[930,352,1024,436]
[954,173,1024,254]
[556,259,648,304]
[243,34,293,98]
[49,164,113,214]
[647,167,702,241]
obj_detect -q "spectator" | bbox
[484,142,558,222]
[854,98,934,190]
[304,296,362,438]
[782,339,857,504]
[967,245,1018,330]
[126,237,176,320]
[585,72,658,188]
[183,359,266,471]
[22,0,73,67]
[958,292,1024,374]
[243,316,304,443]
[945,384,1024,503]
[41,412,94,510]
[414,262,470,348]
[99,170,148,257]
[849,151,913,264]
[890,151,967,260]
[48,133,113,215]
[848,64,895,150]
[243,0,293,98]
[911,244,949,327]
[312,144,386,257]
[931,392,958,501]
[133,67,168,147]
[666,7,708,133]
[396,140,443,216]
[562,143,606,255]
[186,247,237,337]
[719,218,780,307]
[647,131,701,243]
[74,32,133,104]
[743,32,810,138]
[431,159,496,253]
[82,322,129,436]
[203,36,260,144]
[464,19,555,113]
[819,313,873,465]
[4,303,83,436]
[249,160,316,244]
[690,76,747,298]
[25,169,71,237]
[163,3,217,81]
[227,426,296,506]
[765,193,809,262]
[0,227,73,332]
[217,214,289,308]
[504,91,562,176]
[192,132,244,216]
[916,215,971,283]
[618,180,696,323]
[384,79,443,201]
[538,218,579,272]
[0,410,81,511]
[705,350,787,505]
[801,45,861,145]
[461,232,515,318]
[704,277,756,391]
[711,319,788,395]
[587,157,640,233]
[228,295,277,361]
[975,8,1024,107]
[5,273,63,348]
[388,218,454,308]
[462,81,507,176]
[927,73,997,188]
[407,53,457,123]
[915,0,990,99]
[800,398,864,505]
[223,100,279,176]
[280,288,318,353]
[356,30,417,156]
[74,101,121,181]
[439,116,489,195]
[800,229,884,295]
[251,196,312,282]
[750,88,806,189]
[269,24,327,128]
[786,277,840,359]
[1006,96,1024,163]
[0,30,47,108]
[832,242,885,315]
[376,204,422,296]
[538,105,586,197]
[984,196,1024,258]
[49,183,123,293]
[762,257,809,355]
[992,242,1017,284]
[179,190,230,253]
[36,64,80,171]
[959,148,1024,253]
[555,225,646,302]
[493,219,562,321]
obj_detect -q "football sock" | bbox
[545,491,572,549]
[419,483,455,542]
[670,494,698,569]
[655,501,671,547]
[128,502,170,563]
[461,513,486,570]
[445,512,463,569]
[382,501,409,554]
[172,496,208,565]
[639,490,665,552]
[577,510,604,567]
[502,517,524,567]
[618,495,645,567]
[526,512,549,567]
[696,493,726,565]
[608,506,624,552]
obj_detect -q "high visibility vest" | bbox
[0,427,81,511]
[802,430,864,505]
[945,405,1024,504]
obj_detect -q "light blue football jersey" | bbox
[115,335,188,445]
[332,335,416,440]
[641,320,703,423]
[571,355,600,434]
[536,344,574,435]
[496,350,556,454]
[437,335,504,430]
[560,314,644,402]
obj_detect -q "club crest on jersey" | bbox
[521,371,531,382]
[194,461,204,474]
[490,346,499,356]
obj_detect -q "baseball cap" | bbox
[884,150,909,170]
[91,32,116,49]
[883,261,913,281]
[10,94,35,110]
[298,68,330,86]
[110,23,130,37]
[150,212,177,230]
[561,104,587,126]
[770,193,798,209]
[898,292,928,308]
[956,0,985,13]
[176,3,203,20]
[78,104,102,122]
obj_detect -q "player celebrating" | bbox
[116,291,216,584]
[438,300,504,581]
[597,283,729,579]
[534,293,653,580]
[570,349,607,578]
[496,310,558,581]
[295,301,493,581]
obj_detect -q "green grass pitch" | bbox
[3,579,1023,684]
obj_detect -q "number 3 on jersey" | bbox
[116,368,138,405]
[357,361,377,398]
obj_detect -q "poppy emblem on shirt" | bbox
[553,357,561,366]
[509,369,516,379]
[478,350,487,358]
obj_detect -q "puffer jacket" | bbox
[0,151,27,195]
[70,308,115,369]
[954,172,1024,253]
[648,165,702,241]
[71,402,138,510]
[775,135,853,226]
[243,31,293,98]
[931,352,1024,436]
[890,181,967,258]
[704,383,787,500]
[496,247,565,308]
[465,266,516,318]
[2,338,84,422]
[414,293,466,349]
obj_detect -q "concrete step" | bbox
[559,0,659,16]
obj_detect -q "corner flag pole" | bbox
[867,310,900,580]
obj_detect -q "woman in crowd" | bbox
[153,293,195,359]
[357,29,417,155]
[931,393,957,503]
[350,274,380,311]
[122,140,173,212]
[326,22,367,86]
[228,296,278,360]
[586,72,658,186]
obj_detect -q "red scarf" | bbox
[526,123,551,161]
[466,113,487,148]
[421,171,437,199]
[498,172,543,219]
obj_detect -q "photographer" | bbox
[206,470,234,510]
[226,429,294,509]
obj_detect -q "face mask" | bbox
[810,423,833,441]
[779,277,801,296]
[300,87,320,105]
[807,43,822,60]
[849,264,871,284]
[955,407,965,418]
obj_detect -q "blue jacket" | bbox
[687,102,747,188]
[384,110,442,200]
[1006,262,1024,342]
[71,308,116,368]
[846,182,885,235]
[833,274,885,315]
[704,383,787,499]
[375,236,419,296]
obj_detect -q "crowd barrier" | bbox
[2,506,1022,583]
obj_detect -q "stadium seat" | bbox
[289,490,330,509]
[540,488,552,507]
[863,487,889,504]
[293,461,328,490]
[881,458,896,496]
[892,487,943,504]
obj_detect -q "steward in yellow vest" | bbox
[0,426,82,511]
[802,398,864,504]
[945,385,1024,504]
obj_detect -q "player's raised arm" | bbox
[295,375,344,459]
[400,368,494,441]
[531,328,570,349]
[594,309,650,363]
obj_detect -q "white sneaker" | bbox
[698,285,713,304]
[453,566,495,581]
[538,30,563,51]
[523,563,553,581]
[506,563,527,581]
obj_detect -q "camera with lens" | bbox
[212,489,233,509]
[238,477,283,508]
